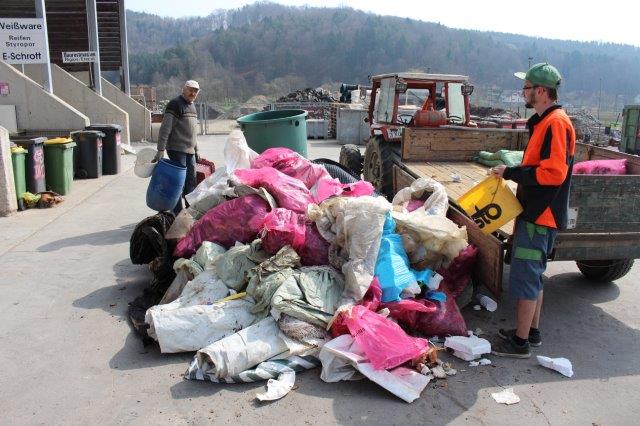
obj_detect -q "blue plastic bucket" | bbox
[146,158,187,211]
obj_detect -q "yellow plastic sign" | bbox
[457,176,523,234]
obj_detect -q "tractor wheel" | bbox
[363,136,400,199]
[339,144,363,177]
[576,259,634,282]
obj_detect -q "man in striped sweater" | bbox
[155,80,200,215]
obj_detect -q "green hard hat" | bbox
[514,63,562,88]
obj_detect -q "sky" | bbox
[126,0,640,47]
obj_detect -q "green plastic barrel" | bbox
[237,109,309,157]
[11,147,27,208]
[44,138,76,195]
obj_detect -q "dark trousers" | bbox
[167,150,197,215]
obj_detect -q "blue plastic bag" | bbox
[375,214,433,303]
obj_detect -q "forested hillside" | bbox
[126,3,640,108]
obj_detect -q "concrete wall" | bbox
[100,78,150,142]
[23,64,131,144]
[0,61,89,132]
[72,72,151,142]
[0,126,17,216]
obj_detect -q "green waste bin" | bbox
[44,137,76,195]
[237,109,309,157]
[11,146,27,210]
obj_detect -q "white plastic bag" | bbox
[224,129,258,172]
[188,317,291,380]
[184,130,257,216]
[308,196,391,301]
[393,211,468,270]
[146,299,257,353]
[392,177,449,216]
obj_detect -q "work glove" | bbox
[153,150,164,163]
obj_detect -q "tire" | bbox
[363,136,400,199]
[576,259,634,282]
[339,144,363,177]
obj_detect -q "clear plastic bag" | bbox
[392,177,449,216]
[224,129,258,172]
[344,305,429,370]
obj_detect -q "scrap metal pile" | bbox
[129,131,487,403]
[276,88,337,103]
[570,109,617,146]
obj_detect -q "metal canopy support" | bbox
[34,0,53,94]
[86,0,102,95]
[118,0,131,95]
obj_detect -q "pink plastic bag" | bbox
[312,178,375,203]
[406,199,424,212]
[330,278,382,337]
[344,305,429,370]
[573,159,627,175]
[234,167,314,213]
[261,208,329,266]
[251,148,331,189]
[174,195,270,258]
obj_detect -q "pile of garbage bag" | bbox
[128,130,477,402]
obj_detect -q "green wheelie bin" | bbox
[11,146,27,210]
[44,137,77,195]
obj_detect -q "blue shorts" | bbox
[508,218,558,300]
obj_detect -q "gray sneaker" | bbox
[498,328,542,347]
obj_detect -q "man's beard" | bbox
[525,101,533,109]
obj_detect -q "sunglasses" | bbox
[522,85,539,91]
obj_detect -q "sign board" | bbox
[0,18,47,64]
[62,51,97,63]
[0,82,9,96]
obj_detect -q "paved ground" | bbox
[1,132,639,425]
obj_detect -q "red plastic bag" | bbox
[174,195,270,258]
[195,158,215,184]
[261,208,329,266]
[330,278,382,337]
[344,305,429,370]
[312,178,375,203]
[251,147,331,189]
[573,159,627,175]
[234,167,314,213]
[386,297,467,337]
[382,298,438,329]
[297,221,330,266]
[437,245,478,298]
[382,246,477,337]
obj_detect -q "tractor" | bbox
[339,72,476,197]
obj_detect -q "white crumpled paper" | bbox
[491,388,520,405]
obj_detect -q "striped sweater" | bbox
[157,95,198,154]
